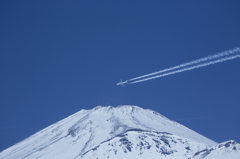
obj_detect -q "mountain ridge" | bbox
[0,105,239,159]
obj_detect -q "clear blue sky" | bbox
[0,0,240,151]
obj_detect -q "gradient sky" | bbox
[0,0,240,152]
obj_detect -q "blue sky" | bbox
[0,0,240,151]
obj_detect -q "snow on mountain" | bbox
[81,129,208,159]
[192,140,240,159]
[0,105,239,159]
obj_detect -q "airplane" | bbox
[117,79,128,87]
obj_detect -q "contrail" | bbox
[174,116,209,121]
[129,54,240,84]
[116,48,240,86]
[127,48,240,82]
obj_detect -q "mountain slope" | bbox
[192,140,240,159]
[81,129,208,159]
[0,105,238,159]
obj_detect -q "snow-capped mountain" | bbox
[0,105,239,159]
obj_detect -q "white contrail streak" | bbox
[127,48,240,82]
[174,116,209,121]
[129,54,240,84]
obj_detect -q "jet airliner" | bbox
[117,79,128,87]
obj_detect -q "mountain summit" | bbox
[0,105,239,159]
